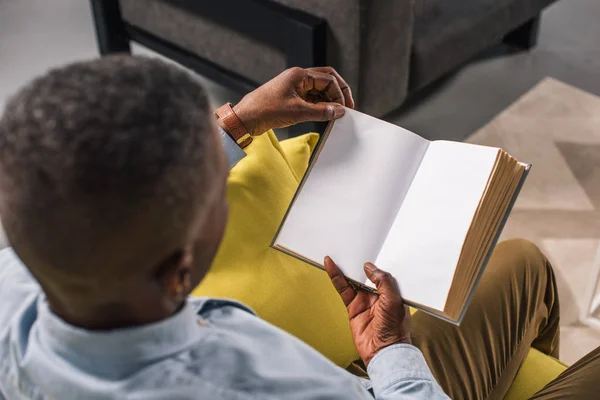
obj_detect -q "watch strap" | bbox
[215,103,252,148]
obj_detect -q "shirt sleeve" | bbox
[367,344,450,400]
[219,127,246,169]
[0,248,40,332]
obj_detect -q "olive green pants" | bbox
[351,239,600,399]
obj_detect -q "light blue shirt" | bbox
[219,127,247,169]
[0,134,449,399]
[0,248,448,400]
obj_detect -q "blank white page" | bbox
[275,108,429,282]
[374,141,499,310]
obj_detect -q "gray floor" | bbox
[1,0,599,142]
[394,0,600,141]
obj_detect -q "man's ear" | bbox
[156,247,194,302]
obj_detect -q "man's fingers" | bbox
[308,67,355,109]
[298,101,345,122]
[363,263,402,301]
[324,256,356,306]
[303,71,345,106]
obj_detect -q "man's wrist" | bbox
[367,344,443,397]
[232,101,262,136]
[363,337,412,367]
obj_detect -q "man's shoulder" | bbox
[152,297,367,400]
[186,296,279,345]
[188,296,256,318]
[187,296,294,344]
[136,298,273,398]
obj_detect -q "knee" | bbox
[497,238,545,259]
[493,239,551,277]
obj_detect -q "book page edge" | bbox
[454,163,531,325]
[441,148,503,312]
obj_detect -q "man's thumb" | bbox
[302,102,345,122]
[364,263,399,296]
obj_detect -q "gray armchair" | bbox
[93,0,557,117]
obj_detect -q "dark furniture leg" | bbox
[89,0,131,54]
[503,15,541,50]
[89,0,328,135]
[285,15,327,136]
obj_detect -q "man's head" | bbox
[0,56,229,328]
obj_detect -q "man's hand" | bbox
[232,67,355,136]
[324,256,412,367]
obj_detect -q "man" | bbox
[0,56,598,399]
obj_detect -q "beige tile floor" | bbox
[468,78,600,365]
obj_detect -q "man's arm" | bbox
[0,248,40,332]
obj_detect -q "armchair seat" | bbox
[411,0,556,91]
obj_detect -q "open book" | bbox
[272,108,530,324]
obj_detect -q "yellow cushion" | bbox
[504,348,568,400]
[192,131,359,367]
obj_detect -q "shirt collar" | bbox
[37,297,204,365]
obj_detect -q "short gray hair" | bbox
[0,55,215,275]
